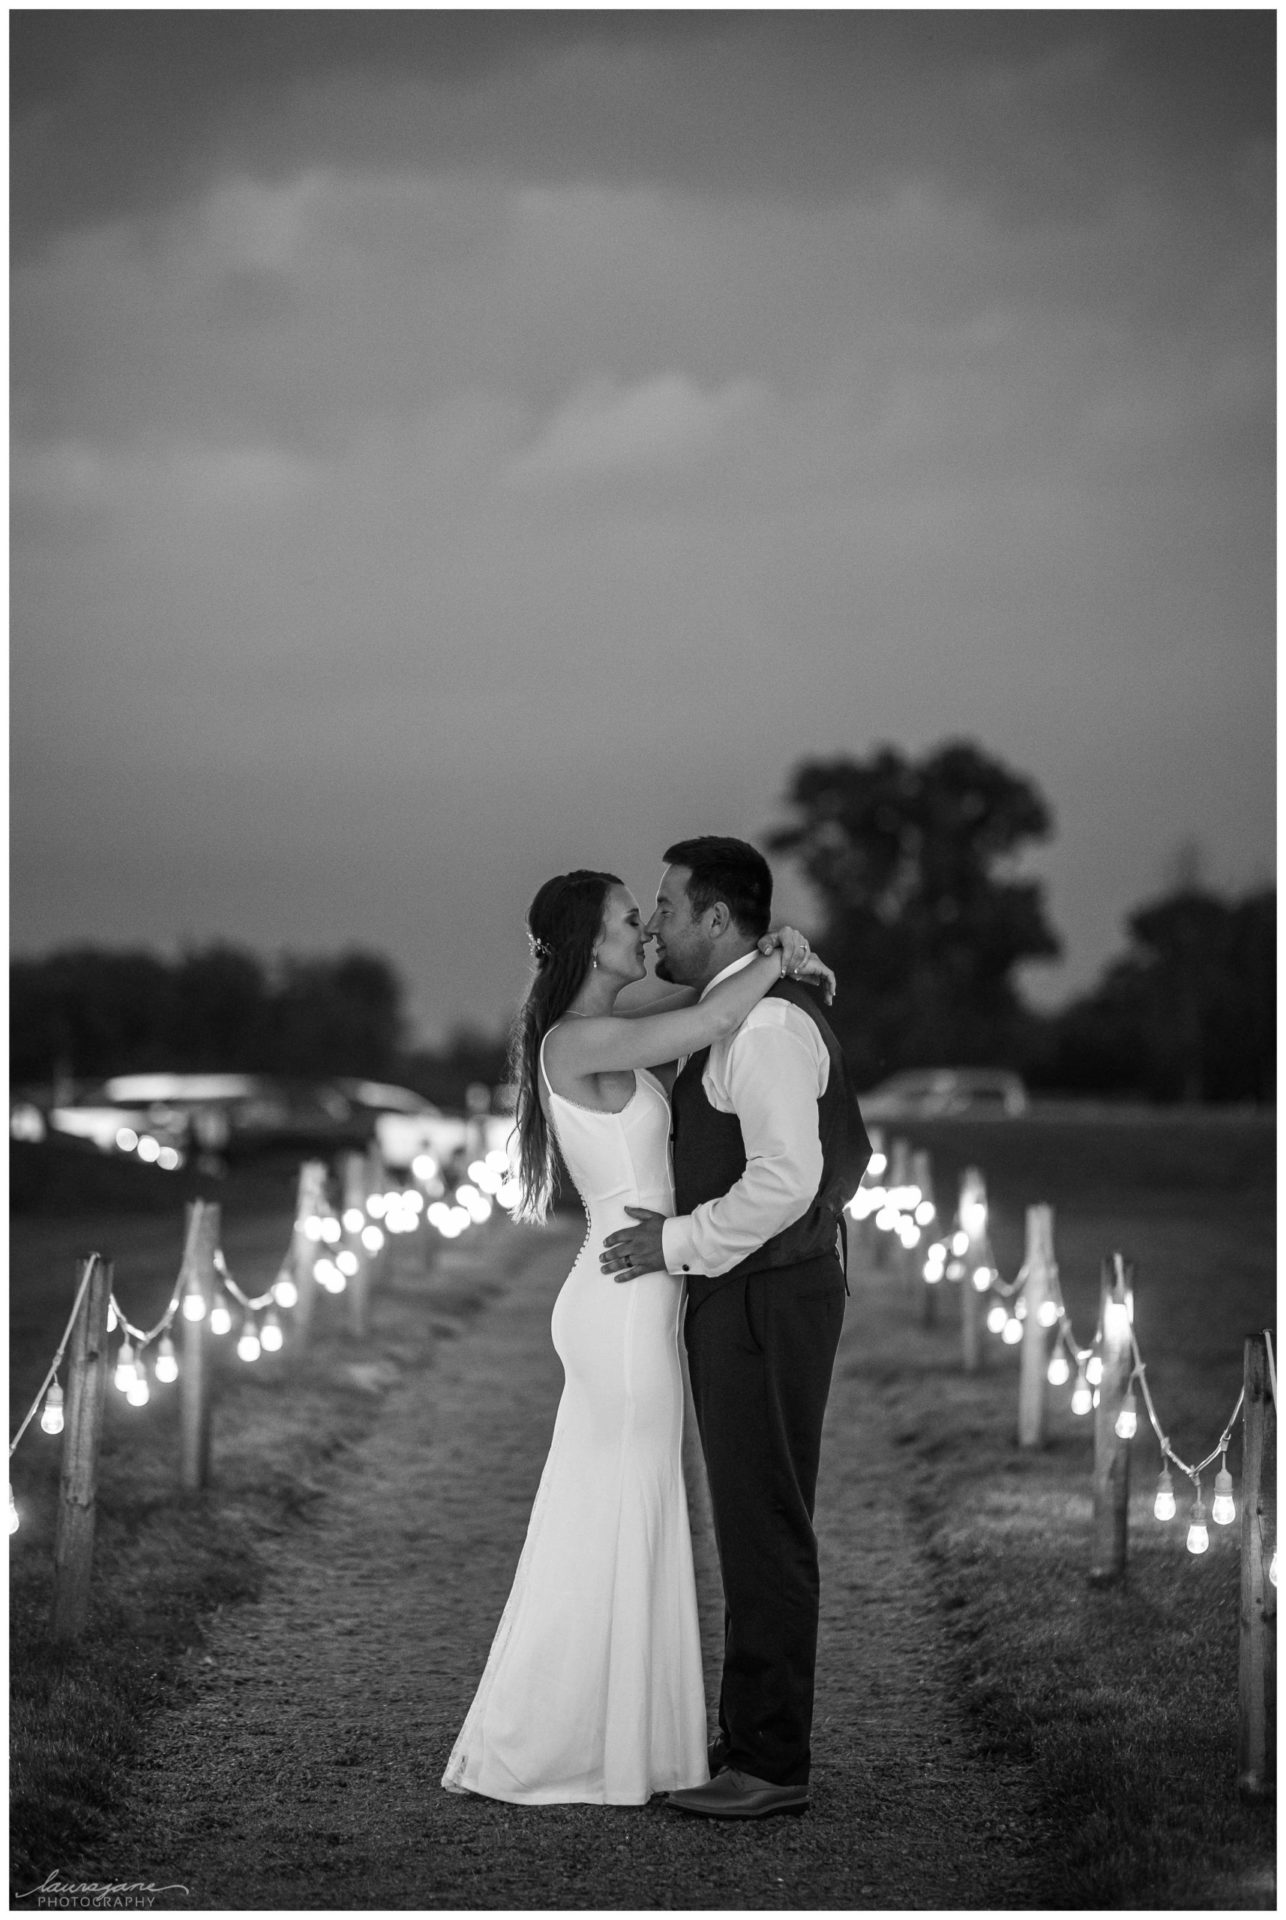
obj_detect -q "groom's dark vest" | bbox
[671,977,871,1309]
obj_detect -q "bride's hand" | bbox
[757,927,837,1005]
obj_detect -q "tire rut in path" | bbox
[112,1226,1042,1910]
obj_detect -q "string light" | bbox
[1086,1354,1103,1388]
[1154,1466,1177,1523]
[273,1271,298,1309]
[1186,1490,1209,1556]
[154,1336,178,1384]
[260,1310,284,1353]
[1037,1299,1059,1329]
[1115,1390,1138,1441]
[986,1303,1007,1335]
[302,1215,324,1242]
[336,1250,359,1277]
[361,1224,385,1254]
[1047,1350,1071,1388]
[342,1208,365,1234]
[1001,1316,1023,1346]
[126,1363,150,1408]
[971,1266,992,1292]
[114,1340,137,1392]
[182,1283,206,1322]
[210,1296,233,1337]
[1071,1366,1093,1417]
[1211,1461,1236,1527]
[236,1317,261,1363]
[40,1382,65,1436]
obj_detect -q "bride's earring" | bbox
[591,952,599,969]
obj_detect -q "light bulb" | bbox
[155,1336,178,1384]
[1154,1466,1177,1522]
[114,1340,137,1391]
[182,1287,206,1322]
[210,1299,233,1337]
[1047,1351,1070,1388]
[314,1256,340,1290]
[1103,1297,1131,1341]
[923,1259,943,1285]
[971,1266,992,1292]
[951,1230,969,1256]
[320,1217,341,1244]
[107,1302,118,1333]
[1270,1549,1278,1588]
[1086,1354,1103,1387]
[1037,1299,1059,1329]
[366,1193,387,1218]
[1187,1496,1209,1555]
[274,1272,298,1309]
[986,1303,1007,1335]
[361,1225,384,1253]
[1211,1466,1236,1526]
[1002,1316,1023,1346]
[336,1250,359,1277]
[946,1259,965,1281]
[302,1215,324,1242]
[237,1319,261,1363]
[127,1371,150,1407]
[1071,1371,1092,1417]
[261,1312,284,1353]
[41,1382,65,1435]
[1115,1393,1138,1441]
[9,1486,19,1535]
[412,1153,438,1182]
[914,1200,936,1225]
[342,1207,365,1234]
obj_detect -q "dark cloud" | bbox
[12,11,1273,252]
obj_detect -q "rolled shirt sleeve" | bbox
[661,1002,828,1279]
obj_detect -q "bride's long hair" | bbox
[509,869,621,1224]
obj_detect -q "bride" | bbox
[442,867,833,1806]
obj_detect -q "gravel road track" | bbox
[108,1220,1044,1910]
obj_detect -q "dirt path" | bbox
[110,1224,1043,1910]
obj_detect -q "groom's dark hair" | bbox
[664,836,772,940]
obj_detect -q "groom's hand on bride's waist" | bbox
[600,1208,668,1283]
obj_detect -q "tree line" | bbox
[9,741,1274,1107]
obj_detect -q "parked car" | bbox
[860,1068,1028,1121]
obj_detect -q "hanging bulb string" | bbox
[212,1248,279,1317]
[8,1253,102,1456]
[107,1284,184,1351]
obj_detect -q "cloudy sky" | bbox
[11,10,1275,1047]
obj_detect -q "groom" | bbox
[600,836,870,1818]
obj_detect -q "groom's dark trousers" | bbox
[671,978,869,1788]
[684,1254,846,1787]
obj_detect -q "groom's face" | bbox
[646,865,713,987]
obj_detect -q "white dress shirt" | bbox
[661,952,831,1279]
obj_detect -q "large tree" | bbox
[767,740,1061,1083]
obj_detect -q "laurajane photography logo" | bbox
[16,1869,191,1909]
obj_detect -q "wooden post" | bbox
[1018,1205,1054,1448]
[290,1161,326,1347]
[959,1168,987,1373]
[50,1256,113,1641]
[1089,1254,1134,1587]
[342,1152,372,1341]
[179,1201,218,1493]
[912,1149,937,1326]
[1238,1333,1276,1797]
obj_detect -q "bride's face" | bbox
[594,886,649,985]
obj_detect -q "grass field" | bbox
[9,1112,1277,1907]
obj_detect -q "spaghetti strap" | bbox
[538,1027,557,1099]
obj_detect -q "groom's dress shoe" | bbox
[667,1769,809,1819]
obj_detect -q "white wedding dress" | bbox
[441,1040,708,1805]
